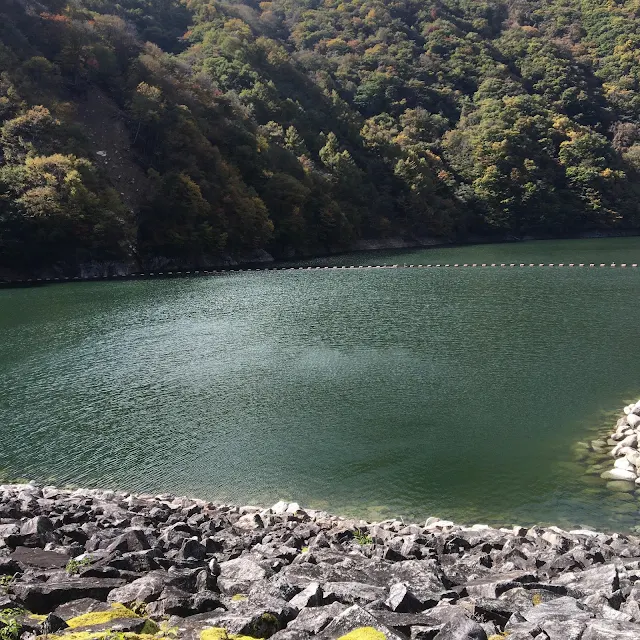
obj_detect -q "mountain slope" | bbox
[1,0,640,273]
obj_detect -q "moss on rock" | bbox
[337,627,386,640]
[199,628,257,640]
[66,604,140,629]
[41,633,158,640]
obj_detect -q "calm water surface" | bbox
[2,238,640,530]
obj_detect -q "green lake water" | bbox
[2,237,640,530]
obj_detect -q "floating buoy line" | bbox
[1,262,639,286]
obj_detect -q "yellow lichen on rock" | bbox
[199,628,258,640]
[337,627,386,640]
[66,603,140,628]
[41,633,158,640]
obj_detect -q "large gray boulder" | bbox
[218,556,272,595]
[522,596,593,624]
[551,563,619,598]
[464,572,537,599]
[11,577,126,613]
[538,619,587,640]
[432,616,487,640]
[288,602,347,633]
[385,583,424,613]
[106,529,151,553]
[289,582,323,609]
[321,604,406,639]
[322,581,388,605]
[582,619,640,639]
[107,572,166,604]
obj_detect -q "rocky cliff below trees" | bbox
[2,484,640,640]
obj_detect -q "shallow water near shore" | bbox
[2,237,640,531]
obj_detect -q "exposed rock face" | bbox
[2,484,640,639]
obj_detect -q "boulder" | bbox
[464,572,536,598]
[269,631,312,640]
[146,586,193,617]
[627,414,640,428]
[582,619,640,639]
[289,581,322,609]
[20,516,55,539]
[107,572,166,604]
[614,458,636,471]
[36,613,68,635]
[288,602,348,633]
[322,581,388,606]
[605,480,636,492]
[106,529,151,553]
[202,595,297,636]
[321,604,406,639]
[191,590,224,614]
[601,469,636,481]
[10,546,70,568]
[11,577,126,613]
[539,619,587,640]
[551,564,619,598]
[432,616,487,640]
[385,583,424,613]
[218,557,273,595]
[53,598,111,620]
[521,596,592,624]
[177,538,206,562]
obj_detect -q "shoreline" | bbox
[574,399,640,506]
[3,483,640,639]
[1,230,639,287]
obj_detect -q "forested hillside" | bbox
[2,0,640,272]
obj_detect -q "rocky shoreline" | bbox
[575,399,640,507]
[2,485,640,639]
[2,230,638,284]
[594,400,640,489]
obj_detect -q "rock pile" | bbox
[580,399,640,492]
[2,484,640,639]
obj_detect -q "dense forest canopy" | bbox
[2,0,640,271]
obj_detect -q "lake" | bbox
[2,237,640,531]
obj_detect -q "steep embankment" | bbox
[2,484,640,639]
